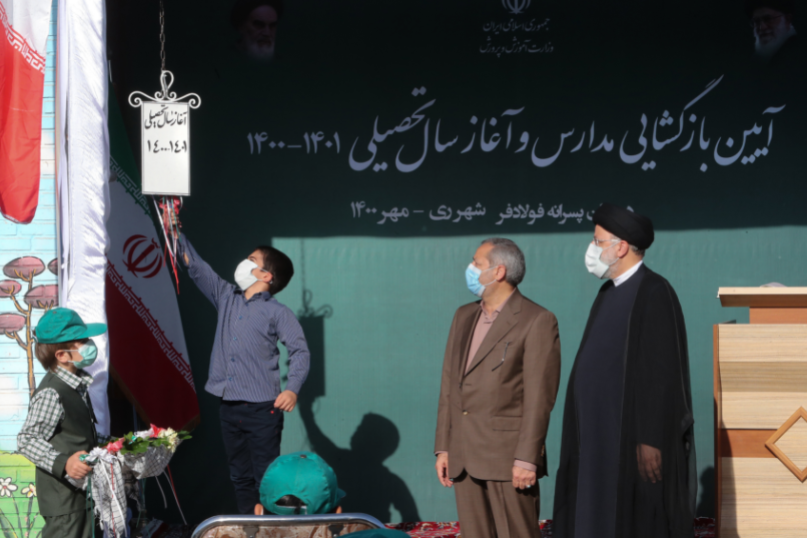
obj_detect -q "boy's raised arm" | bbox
[178,234,232,308]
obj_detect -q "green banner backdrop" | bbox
[106,0,806,524]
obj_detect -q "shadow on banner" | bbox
[295,305,420,523]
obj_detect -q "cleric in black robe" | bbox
[553,204,697,538]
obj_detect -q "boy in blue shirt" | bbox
[178,235,310,514]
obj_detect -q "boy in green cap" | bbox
[254,452,409,538]
[17,307,107,538]
[254,451,345,516]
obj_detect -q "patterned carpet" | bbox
[387,517,716,538]
[148,517,717,537]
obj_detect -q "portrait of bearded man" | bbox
[231,0,284,61]
[746,0,798,64]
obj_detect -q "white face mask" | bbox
[585,242,619,279]
[234,259,260,291]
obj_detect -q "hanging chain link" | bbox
[159,0,166,72]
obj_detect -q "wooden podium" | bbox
[715,288,807,537]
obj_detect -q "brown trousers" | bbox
[454,471,541,538]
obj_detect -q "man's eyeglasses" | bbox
[592,237,620,247]
[751,14,784,29]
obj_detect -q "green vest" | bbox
[33,371,98,516]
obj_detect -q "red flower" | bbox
[150,424,165,438]
[106,439,124,454]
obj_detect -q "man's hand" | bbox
[637,443,662,483]
[512,465,537,490]
[435,453,453,487]
[65,451,92,479]
[183,252,189,265]
[274,390,298,412]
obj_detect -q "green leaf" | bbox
[0,507,18,538]
[134,440,151,453]
[122,436,145,451]
[120,438,150,455]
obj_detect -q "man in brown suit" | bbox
[434,238,561,538]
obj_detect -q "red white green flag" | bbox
[105,93,199,430]
[0,0,52,223]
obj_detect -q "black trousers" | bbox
[220,399,284,514]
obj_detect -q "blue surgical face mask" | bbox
[465,264,496,297]
[64,339,98,370]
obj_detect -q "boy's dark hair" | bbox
[256,246,294,295]
[34,341,65,372]
[274,494,305,514]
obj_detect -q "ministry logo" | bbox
[502,0,531,15]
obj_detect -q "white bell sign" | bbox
[129,71,201,197]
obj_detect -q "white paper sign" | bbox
[141,102,191,196]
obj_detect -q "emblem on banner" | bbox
[123,235,164,279]
[502,0,531,15]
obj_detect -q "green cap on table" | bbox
[260,452,345,515]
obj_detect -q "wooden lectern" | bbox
[715,288,807,537]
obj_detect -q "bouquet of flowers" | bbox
[100,424,191,479]
[79,425,191,537]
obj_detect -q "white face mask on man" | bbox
[584,241,619,280]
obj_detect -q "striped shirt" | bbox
[178,235,310,402]
[17,367,94,474]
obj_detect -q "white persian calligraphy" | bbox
[351,201,602,227]
[246,76,786,176]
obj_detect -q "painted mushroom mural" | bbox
[0,257,58,397]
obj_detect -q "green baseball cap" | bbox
[259,452,345,515]
[35,308,107,344]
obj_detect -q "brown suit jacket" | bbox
[434,289,561,481]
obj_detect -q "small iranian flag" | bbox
[0,0,52,223]
[105,92,199,431]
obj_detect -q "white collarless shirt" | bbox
[612,260,644,287]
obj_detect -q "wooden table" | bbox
[714,288,807,537]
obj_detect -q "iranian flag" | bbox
[0,0,52,223]
[105,93,200,431]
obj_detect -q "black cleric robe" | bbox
[573,264,643,537]
[553,266,696,538]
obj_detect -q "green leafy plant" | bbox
[0,478,40,538]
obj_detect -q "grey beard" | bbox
[754,26,797,60]
[245,41,276,61]
[601,255,619,280]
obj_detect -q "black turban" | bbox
[231,0,285,28]
[744,0,795,18]
[592,203,655,250]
